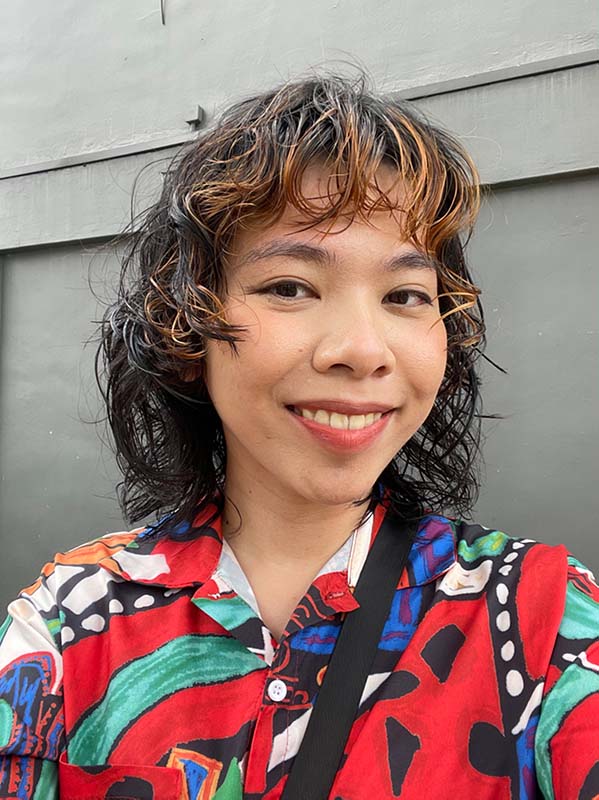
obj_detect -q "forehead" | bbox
[229,162,429,267]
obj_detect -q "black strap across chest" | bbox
[281,512,417,800]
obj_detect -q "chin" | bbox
[297,474,378,509]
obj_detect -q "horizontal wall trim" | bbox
[2,50,597,182]
[397,49,599,100]
[487,165,599,190]
[0,134,195,182]
[1,64,597,252]
[4,167,597,255]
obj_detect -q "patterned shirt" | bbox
[0,501,598,799]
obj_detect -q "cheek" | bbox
[203,311,294,408]
[203,341,235,405]
[402,323,448,397]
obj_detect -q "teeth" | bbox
[298,408,385,430]
[348,415,366,430]
[329,412,349,430]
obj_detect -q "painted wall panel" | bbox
[471,175,599,554]
[1,0,597,171]
[0,244,124,607]
[2,65,597,251]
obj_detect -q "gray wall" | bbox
[1,1,597,613]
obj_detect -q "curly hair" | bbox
[96,71,486,536]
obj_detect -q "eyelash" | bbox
[257,281,433,307]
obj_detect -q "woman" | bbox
[0,73,597,799]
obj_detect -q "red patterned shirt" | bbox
[0,502,598,799]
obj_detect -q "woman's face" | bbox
[204,167,448,510]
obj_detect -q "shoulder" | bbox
[440,518,570,592]
[20,528,145,602]
[438,520,573,650]
[534,557,599,796]
[453,522,598,614]
[13,511,223,638]
[453,519,570,579]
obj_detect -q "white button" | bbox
[267,679,287,702]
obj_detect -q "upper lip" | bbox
[288,400,396,415]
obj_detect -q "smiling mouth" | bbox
[288,406,391,431]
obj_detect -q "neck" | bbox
[221,471,371,573]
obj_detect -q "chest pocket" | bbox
[58,753,182,800]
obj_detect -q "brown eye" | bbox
[386,289,432,307]
[261,281,313,299]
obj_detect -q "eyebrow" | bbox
[235,238,439,272]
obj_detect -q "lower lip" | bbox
[287,408,394,452]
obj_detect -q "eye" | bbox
[385,289,433,307]
[260,281,314,300]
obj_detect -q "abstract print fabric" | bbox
[0,502,598,799]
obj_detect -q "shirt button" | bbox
[267,678,288,702]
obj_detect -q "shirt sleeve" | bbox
[0,571,64,799]
[535,554,599,800]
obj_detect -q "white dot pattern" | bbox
[501,641,515,661]
[496,611,511,632]
[506,669,524,696]
[62,626,75,643]
[496,584,509,605]
[109,599,124,614]
[81,614,105,632]
[134,594,155,609]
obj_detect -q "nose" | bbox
[311,303,396,379]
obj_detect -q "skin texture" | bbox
[204,166,448,637]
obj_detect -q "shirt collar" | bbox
[98,501,457,592]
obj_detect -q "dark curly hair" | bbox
[96,71,486,536]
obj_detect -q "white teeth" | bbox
[348,414,366,430]
[329,412,349,430]
[296,408,386,430]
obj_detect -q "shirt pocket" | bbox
[58,752,183,800]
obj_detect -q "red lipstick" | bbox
[287,407,394,452]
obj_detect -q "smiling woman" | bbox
[102,79,484,537]
[0,72,597,800]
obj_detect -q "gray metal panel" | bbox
[1,0,597,171]
[471,174,599,566]
[416,64,599,185]
[2,65,598,251]
[0,149,169,251]
[0,244,124,608]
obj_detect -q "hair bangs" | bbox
[185,78,480,259]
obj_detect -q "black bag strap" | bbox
[281,512,417,800]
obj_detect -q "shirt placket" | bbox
[244,572,360,796]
